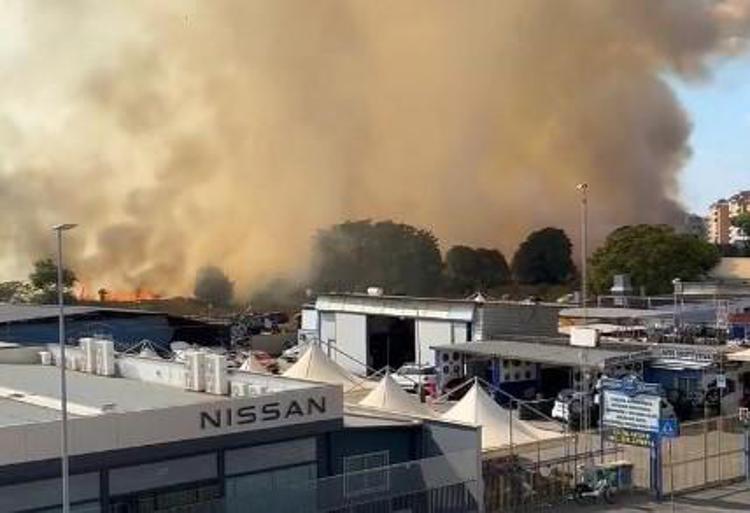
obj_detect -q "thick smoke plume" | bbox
[0,1,748,295]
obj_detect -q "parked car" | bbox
[281,342,306,362]
[392,364,437,394]
[552,388,600,430]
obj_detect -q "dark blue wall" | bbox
[0,315,175,350]
[322,427,419,476]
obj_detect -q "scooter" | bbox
[573,477,614,504]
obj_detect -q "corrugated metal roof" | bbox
[0,304,162,324]
[559,307,665,319]
[431,339,630,368]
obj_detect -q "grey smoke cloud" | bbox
[0,0,748,295]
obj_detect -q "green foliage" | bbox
[589,224,720,295]
[511,227,575,284]
[0,281,32,302]
[311,220,443,296]
[28,258,77,303]
[194,266,234,306]
[732,213,750,247]
[444,245,510,294]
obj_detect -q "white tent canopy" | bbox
[442,382,561,450]
[359,374,434,417]
[283,343,361,392]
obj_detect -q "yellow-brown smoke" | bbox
[0,1,749,296]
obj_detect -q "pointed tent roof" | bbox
[358,374,434,417]
[239,353,268,373]
[283,343,360,391]
[442,382,561,450]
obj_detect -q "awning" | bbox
[728,348,750,362]
[432,340,630,368]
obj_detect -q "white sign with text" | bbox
[602,390,660,433]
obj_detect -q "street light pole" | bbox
[576,183,589,323]
[575,184,590,458]
[53,223,77,513]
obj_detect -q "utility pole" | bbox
[576,183,589,321]
[53,223,77,513]
[576,183,590,461]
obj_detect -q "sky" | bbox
[674,56,750,215]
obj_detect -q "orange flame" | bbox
[76,283,162,302]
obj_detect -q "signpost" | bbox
[600,375,677,500]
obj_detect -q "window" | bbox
[225,464,316,513]
[343,451,390,497]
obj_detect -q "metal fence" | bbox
[482,432,632,512]
[482,414,749,512]
[316,450,481,513]
[659,414,747,494]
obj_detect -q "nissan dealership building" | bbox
[0,343,480,513]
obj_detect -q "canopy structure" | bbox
[442,382,561,450]
[358,374,434,417]
[283,343,361,392]
[239,353,268,373]
[728,348,750,362]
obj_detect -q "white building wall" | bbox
[332,312,367,374]
[319,312,336,348]
[416,320,469,366]
[452,322,469,345]
[417,320,452,366]
[301,308,319,331]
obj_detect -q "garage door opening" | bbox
[539,366,571,399]
[367,316,415,374]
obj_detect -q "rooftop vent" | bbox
[367,287,384,297]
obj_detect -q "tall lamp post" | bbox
[576,183,589,323]
[53,223,77,513]
[575,184,590,451]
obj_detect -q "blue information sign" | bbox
[659,418,680,439]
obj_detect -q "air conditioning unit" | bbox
[247,385,268,396]
[79,338,96,373]
[204,353,228,395]
[65,354,79,371]
[231,381,252,398]
[184,351,206,392]
[39,351,53,366]
[95,339,116,376]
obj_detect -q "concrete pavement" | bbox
[556,482,750,512]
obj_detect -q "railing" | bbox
[315,450,480,512]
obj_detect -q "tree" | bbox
[0,281,33,302]
[511,228,575,284]
[311,220,443,296]
[732,212,750,249]
[444,245,510,294]
[29,257,77,303]
[589,224,720,295]
[194,266,234,307]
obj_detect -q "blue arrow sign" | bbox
[659,418,679,439]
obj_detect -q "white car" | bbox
[281,343,306,362]
[392,364,437,393]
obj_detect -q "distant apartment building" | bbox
[707,190,750,246]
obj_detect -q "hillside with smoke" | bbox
[0,1,748,296]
